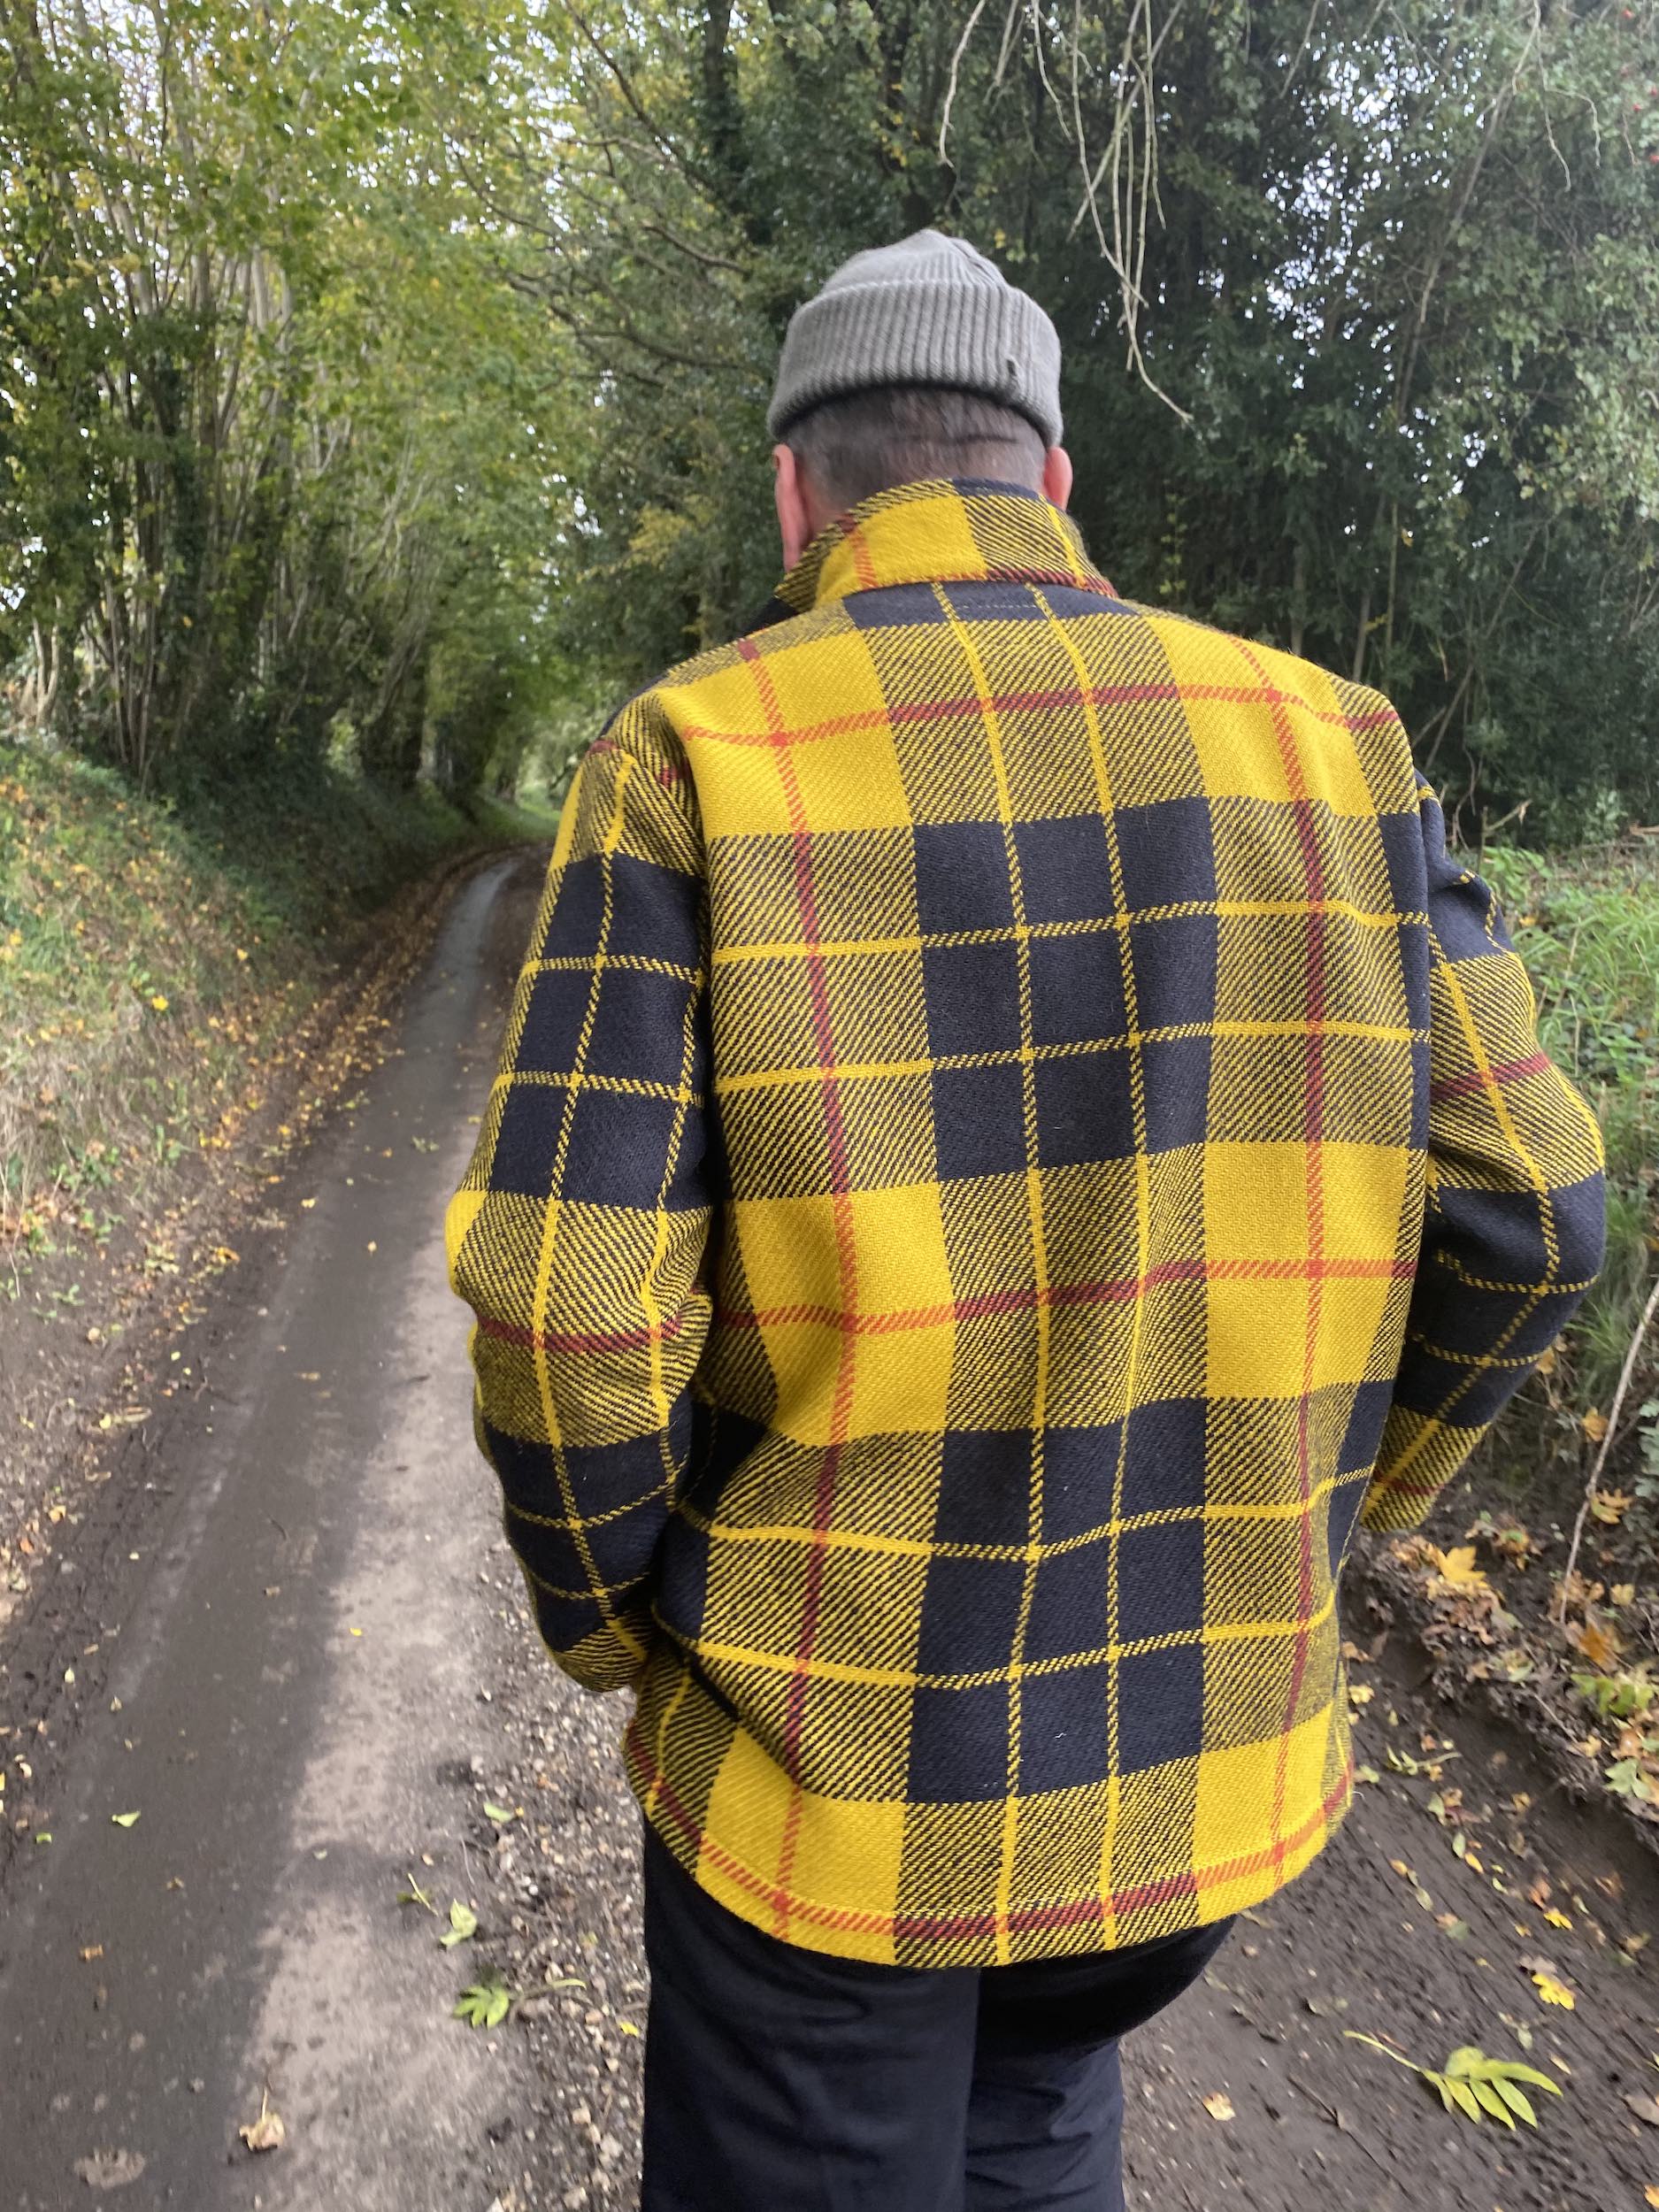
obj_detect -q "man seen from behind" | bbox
[447,231,1606,2212]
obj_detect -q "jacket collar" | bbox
[767,478,1115,618]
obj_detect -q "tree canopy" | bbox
[4,0,1657,833]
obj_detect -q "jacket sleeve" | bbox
[1361,781,1607,1532]
[444,703,713,1688]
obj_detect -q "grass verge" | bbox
[1393,835,1659,1830]
[0,741,553,1280]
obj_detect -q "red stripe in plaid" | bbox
[477,1311,693,1358]
[679,681,1398,752]
[624,1725,1353,1949]
[718,1255,1417,1335]
[1430,1050,1551,1105]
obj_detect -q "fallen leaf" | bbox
[1531,1970,1575,2009]
[1576,1619,1622,1671]
[1429,1545,1488,1590]
[238,2089,285,2153]
[1581,1409,1609,1442]
[481,1801,518,1824]
[440,1901,479,1949]
[1202,2092,1236,2121]
[1626,2095,1659,2127]
[1643,2187,1659,2208]
[110,1811,140,1829]
[1542,1909,1571,1930]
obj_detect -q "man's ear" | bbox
[1041,446,1074,511]
[773,443,813,570]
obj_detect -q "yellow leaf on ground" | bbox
[1582,1409,1609,1442]
[1202,2093,1235,2121]
[1429,1545,1488,1589]
[1542,1909,1572,1930]
[239,2091,285,2153]
[1532,1971,1575,2009]
[1643,2185,1659,2208]
[1576,1619,1623,1670]
[1590,1490,1634,1526]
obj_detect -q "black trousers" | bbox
[640,1831,1232,2212]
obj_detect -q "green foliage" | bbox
[0,0,570,798]
[442,0,1659,833]
[1486,839,1659,1406]
[0,736,547,1256]
[1347,2032,1563,2128]
[453,1972,514,2030]
[8,0,1659,828]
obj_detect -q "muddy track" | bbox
[1,853,1654,2212]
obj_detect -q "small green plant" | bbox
[454,1971,514,2029]
[1346,2033,1563,2127]
[1572,1667,1655,1722]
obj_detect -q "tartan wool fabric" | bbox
[447,479,1606,1969]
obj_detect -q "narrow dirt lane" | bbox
[3,854,1655,2212]
[0,856,559,2210]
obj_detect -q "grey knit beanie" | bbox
[767,230,1064,448]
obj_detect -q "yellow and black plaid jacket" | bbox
[447,480,1605,1967]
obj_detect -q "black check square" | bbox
[560,1090,682,1207]
[538,854,606,963]
[917,1551,1026,1674]
[586,968,693,1087]
[1020,1663,1110,1793]
[1013,817,1118,923]
[1141,1035,1211,1153]
[924,940,1023,1056]
[1118,1398,1210,1517]
[930,1062,1029,1182]
[1436,1186,1553,1286]
[1041,1424,1122,1542]
[490,1082,566,1197]
[606,852,703,968]
[1325,1474,1368,1575]
[1117,1517,1205,1644]
[913,819,1017,934]
[933,1428,1035,1548]
[1029,933,1126,1048]
[844,580,949,630]
[1025,1542,1109,1663]
[907,1682,1011,1803]
[517,971,593,1074]
[1116,798,1218,911]
[1337,1379,1393,1474]
[1118,1640,1204,1772]
[1034,1050,1136,1166]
